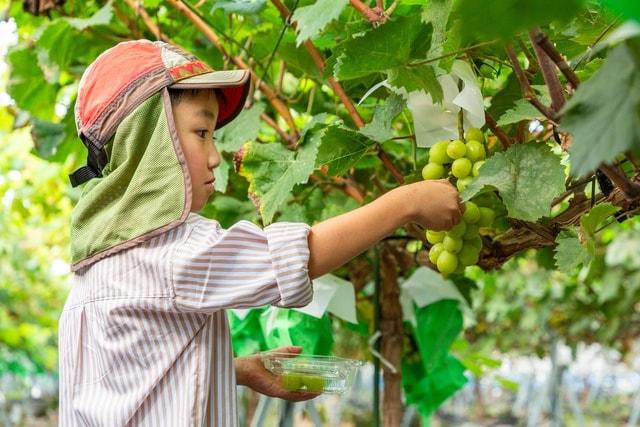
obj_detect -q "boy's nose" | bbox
[209,141,221,169]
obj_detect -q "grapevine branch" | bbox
[525,30,640,200]
[530,28,579,90]
[529,30,566,112]
[505,44,556,122]
[349,0,388,24]
[270,0,405,185]
[484,112,513,148]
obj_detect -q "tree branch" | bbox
[528,30,565,112]
[530,28,580,90]
[484,112,513,148]
[349,0,388,24]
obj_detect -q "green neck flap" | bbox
[70,89,191,271]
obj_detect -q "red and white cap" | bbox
[75,39,251,149]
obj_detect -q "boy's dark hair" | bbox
[168,88,227,107]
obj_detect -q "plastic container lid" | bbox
[260,352,364,395]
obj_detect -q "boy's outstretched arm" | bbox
[307,180,463,279]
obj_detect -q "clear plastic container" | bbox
[260,353,364,394]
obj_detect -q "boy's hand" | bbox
[402,179,464,230]
[234,346,320,401]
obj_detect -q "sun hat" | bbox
[70,39,250,187]
[69,39,250,271]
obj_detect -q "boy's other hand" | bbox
[403,180,464,231]
[234,346,320,401]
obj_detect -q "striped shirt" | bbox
[58,213,313,426]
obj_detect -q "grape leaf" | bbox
[316,126,375,176]
[30,119,65,159]
[422,0,454,59]
[453,0,585,42]
[580,203,618,236]
[387,65,443,103]
[414,300,463,372]
[462,143,566,221]
[211,0,266,14]
[7,48,59,120]
[496,96,550,126]
[359,94,406,142]
[66,2,113,30]
[561,40,640,177]
[213,154,231,193]
[598,0,640,22]
[554,228,592,271]
[292,0,349,46]
[333,13,432,80]
[216,103,265,153]
[238,132,320,224]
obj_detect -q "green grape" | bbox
[471,193,492,207]
[302,375,325,393]
[282,373,302,391]
[448,222,467,238]
[472,160,485,177]
[443,235,463,253]
[422,162,445,180]
[456,176,474,192]
[478,207,495,227]
[446,140,466,160]
[454,264,467,274]
[437,250,458,275]
[466,236,483,252]
[465,128,484,143]
[429,140,452,164]
[426,230,445,244]
[463,223,480,240]
[465,140,486,162]
[451,158,472,178]
[429,243,445,264]
[459,244,481,266]
[462,201,480,223]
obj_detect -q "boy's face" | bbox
[172,90,220,212]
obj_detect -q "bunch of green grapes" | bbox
[421,128,497,275]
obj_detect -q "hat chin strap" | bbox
[68,136,108,188]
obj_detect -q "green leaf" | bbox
[292,0,349,46]
[316,126,375,176]
[213,154,231,193]
[211,0,267,14]
[561,40,640,177]
[554,228,592,271]
[7,48,59,120]
[462,143,566,221]
[598,0,640,22]
[495,375,519,391]
[359,94,406,142]
[333,13,432,80]
[216,103,265,153]
[30,119,65,159]
[38,21,76,70]
[497,98,547,126]
[66,2,114,30]
[580,203,618,236]
[453,0,585,42]
[238,132,320,224]
[387,65,443,103]
[422,0,454,59]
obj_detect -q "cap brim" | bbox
[170,69,251,129]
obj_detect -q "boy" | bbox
[58,40,462,426]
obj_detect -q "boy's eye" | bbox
[196,130,209,139]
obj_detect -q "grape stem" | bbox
[350,0,388,24]
[528,30,567,112]
[484,112,513,148]
[530,28,580,90]
[505,44,557,122]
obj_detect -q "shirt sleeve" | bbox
[171,218,313,313]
